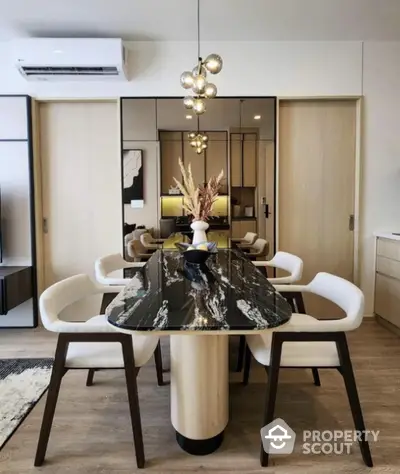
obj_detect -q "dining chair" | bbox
[232,231,258,247]
[127,239,152,262]
[236,251,304,372]
[140,232,162,252]
[247,238,269,260]
[243,272,373,468]
[35,274,160,468]
[94,253,164,386]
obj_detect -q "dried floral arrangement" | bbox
[173,157,224,221]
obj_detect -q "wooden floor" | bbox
[0,320,400,473]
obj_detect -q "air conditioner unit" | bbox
[12,38,128,81]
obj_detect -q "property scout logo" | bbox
[261,418,379,455]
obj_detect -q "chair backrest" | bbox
[128,239,146,260]
[244,232,258,244]
[280,272,365,332]
[95,253,142,286]
[308,273,364,328]
[268,251,303,283]
[40,274,101,332]
[140,233,153,247]
[252,238,269,256]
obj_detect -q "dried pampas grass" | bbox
[173,157,224,221]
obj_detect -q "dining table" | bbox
[106,233,292,455]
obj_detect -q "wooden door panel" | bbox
[230,133,242,187]
[206,132,228,194]
[278,100,356,318]
[243,133,257,187]
[160,131,182,194]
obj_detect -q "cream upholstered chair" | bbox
[127,239,152,262]
[253,251,303,284]
[94,253,164,386]
[243,273,373,468]
[237,252,304,372]
[140,232,162,251]
[95,253,145,286]
[35,274,159,468]
[247,238,269,260]
[232,231,258,247]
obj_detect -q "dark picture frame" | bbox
[122,149,144,204]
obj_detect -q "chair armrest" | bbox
[273,284,308,293]
[253,261,273,267]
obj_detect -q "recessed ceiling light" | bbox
[53,49,63,54]
[186,115,193,119]
[254,115,261,120]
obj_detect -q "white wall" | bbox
[361,42,400,315]
[0,39,395,316]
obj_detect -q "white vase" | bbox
[191,220,209,245]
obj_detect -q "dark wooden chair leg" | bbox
[34,335,69,467]
[294,293,306,313]
[100,292,117,315]
[311,368,321,386]
[86,369,96,386]
[242,344,252,385]
[335,333,373,467]
[154,340,164,386]
[260,333,283,467]
[120,335,145,469]
[236,335,246,372]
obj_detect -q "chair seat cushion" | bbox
[246,314,340,367]
[65,315,159,369]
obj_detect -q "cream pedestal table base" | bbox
[170,334,229,454]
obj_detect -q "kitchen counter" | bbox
[374,232,400,241]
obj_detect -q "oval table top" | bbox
[106,248,292,335]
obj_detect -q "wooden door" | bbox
[231,220,242,238]
[278,100,356,318]
[243,133,257,187]
[206,132,228,193]
[39,101,120,320]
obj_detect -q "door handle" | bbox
[349,214,355,231]
[264,204,271,219]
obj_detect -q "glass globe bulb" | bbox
[196,140,202,147]
[202,143,207,149]
[183,96,194,109]
[190,140,197,147]
[192,75,207,94]
[204,83,217,99]
[188,131,196,139]
[202,134,208,142]
[196,147,203,154]
[204,54,223,74]
[193,98,206,115]
[180,71,194,89]
[192,65,207,78]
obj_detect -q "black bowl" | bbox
[182,249,212,264]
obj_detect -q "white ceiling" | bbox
[1,0,400,41]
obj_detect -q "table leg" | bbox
[170,334,229,455]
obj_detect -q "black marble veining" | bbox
[106,249,292,331]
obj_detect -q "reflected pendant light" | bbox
[189,117,208,154]
[180,0,223,115]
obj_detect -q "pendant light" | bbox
[180,0,223,115]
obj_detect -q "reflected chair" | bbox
[127,239,152,262]
[247,238,269,261]
[232,231,258,247]
[140,233,162,253]
[35,274,160,468]
[94,253,164,386]
[244,273,373,468]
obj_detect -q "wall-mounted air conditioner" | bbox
[12,38,128,81]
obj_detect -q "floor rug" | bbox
[0,358,53,450]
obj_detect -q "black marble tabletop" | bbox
[106,249,292,332]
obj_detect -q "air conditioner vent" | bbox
[20,66,119,76]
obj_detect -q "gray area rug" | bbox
[0,358,53,450]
